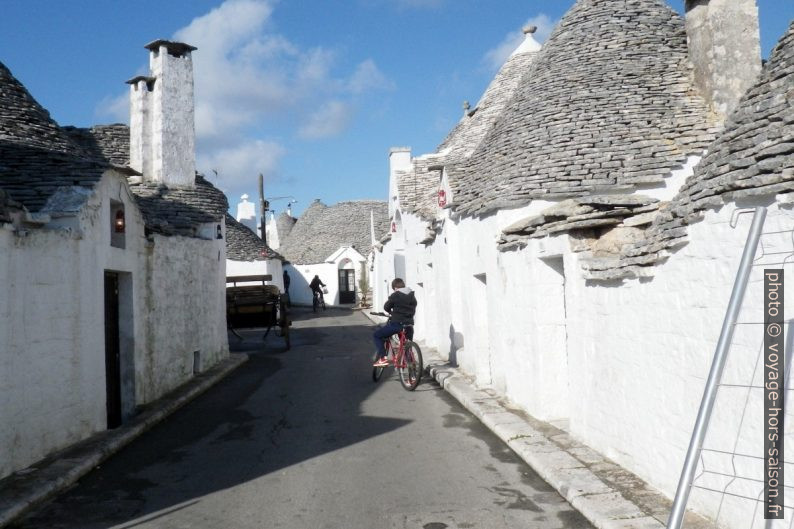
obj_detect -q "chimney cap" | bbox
[522,25,537,35]
[125,75,156,85]
[389,147,412,154]
[144,40,197,56]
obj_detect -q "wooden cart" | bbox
[226,275,290,349]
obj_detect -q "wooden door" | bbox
[338,269,356,304]
[104,272,122,429]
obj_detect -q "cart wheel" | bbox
[283,327,291,350]
[279,299,291,350]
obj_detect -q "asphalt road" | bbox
[11,308,593,529]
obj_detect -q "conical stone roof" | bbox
[399,31,542,221]
[0,62,78,153]
[279,200,388,264]
[450,0,720,218]
[0,61,111,212]
[275,211,297,242]
[583,20,794,281]
[226,214,283,261]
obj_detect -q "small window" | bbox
[110,201,126,249]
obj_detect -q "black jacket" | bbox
[384,287,417,325]
[309,277,325,291]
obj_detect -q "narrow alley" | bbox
[10,310,593,529]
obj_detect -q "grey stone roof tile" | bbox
[511,21,794,281]
[128,175,228,237]
[63,125,131,167]
[275,211,297,241]
[451,0,719,217]
[398,34,541,221]
[226,214,283,261]
[278,199,388,264]
[583,21,794,280]
[0,61,111,212]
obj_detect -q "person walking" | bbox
[283,269,291,295]
[283,269,291,306]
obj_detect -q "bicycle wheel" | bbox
[312,294,318,312]
[398,341,423,391]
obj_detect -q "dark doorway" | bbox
[338,269,356,304]
[104,271,122,429]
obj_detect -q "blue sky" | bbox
[1,1,792,218]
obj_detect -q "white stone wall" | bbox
[286,248,365,307]
[140,232,228,402]
[376,182,794,527]
[0,172,141,478]
[0,171,229,479]
[564,201,794,522]
[227,258,285,292]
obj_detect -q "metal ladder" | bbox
[668,206,794,529]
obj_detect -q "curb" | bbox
[357,310,679,529]
[422,349,671,529]
[0,353,248,528]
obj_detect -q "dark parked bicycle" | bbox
[313,289,326,312]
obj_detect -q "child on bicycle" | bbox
[373,278,416,367]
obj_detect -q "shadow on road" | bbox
[12,308,409,529]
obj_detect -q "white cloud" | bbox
[95,92,129,124]
[349,59,395,93]
[196,139,286,187]
[94,0,394,189]
[174,0,276,61]
[167,0,393,141]
[299,100,354,139]
[482,14,556,71]
[360,0,443,10]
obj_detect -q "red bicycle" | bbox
[370,312,423,391]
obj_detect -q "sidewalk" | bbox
[420,345,712,529]
[0,354,248,528]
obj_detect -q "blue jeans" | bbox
[373,322,404,359]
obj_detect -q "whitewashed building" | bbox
[376,1,794,526]
[225,213,285,290]
[0,40,229,480]
[279,199,387,307]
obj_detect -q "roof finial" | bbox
[463,100,471,117]
[522,25,537,35]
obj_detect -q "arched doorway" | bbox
[338,258,356,304]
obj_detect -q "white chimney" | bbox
[685,0,761,120]
[388,147,411,218]
[128,40,197,187]
[267,212,280,250]
[236,194,257,233]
